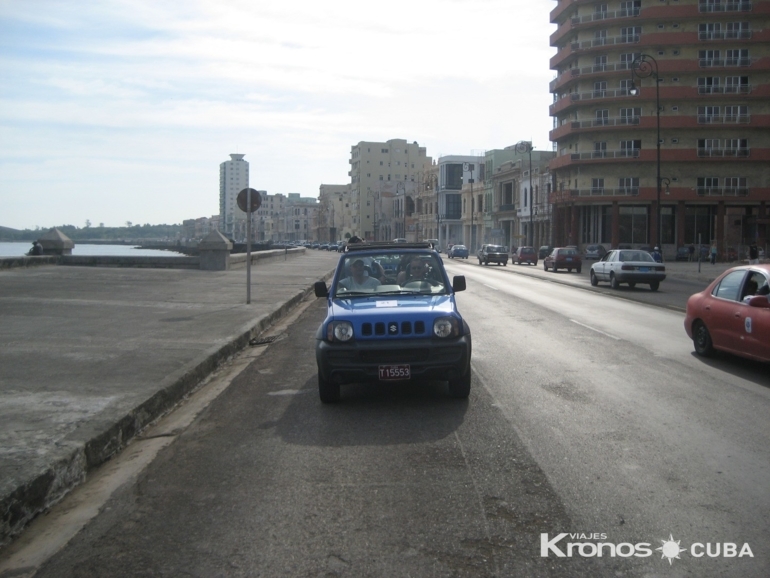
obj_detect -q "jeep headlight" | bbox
[433,317,459,338]
[328,321,354,342]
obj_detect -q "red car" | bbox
[512,246,538,266]
[544,247,582,273]
[684,264,770,362]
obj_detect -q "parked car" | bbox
[319,243,329,251]
[684,264,770,362]
[590,249,666,291]
[327,243,339,251]
[448,244,469,259]
[392,238,407,243]
[337,242,347,252]
[511,246,538,266]
[543,247,582,273]
[313,241,472,402]
[538,245,553,259]
[675,246,691,261]
[477,244,508,266]
[583,244,607,260]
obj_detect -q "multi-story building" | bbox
[485,147,556,250]
[348,139,433,241]
[318,184,350,242]
[549,0,770,258]
[433,155,485,252]
[218,153,250,239]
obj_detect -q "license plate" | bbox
[566,257,573,261]
[639,267,650,272]
[379,364,410,380]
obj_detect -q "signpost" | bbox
[237,188,262,304]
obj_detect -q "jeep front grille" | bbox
[361,320,426,337]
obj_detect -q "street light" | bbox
[464,163,476,252]
[396,182,406,239]
[515,141,534,247]
[629,54,663,250]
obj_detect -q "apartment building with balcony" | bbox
[549,0,770,258]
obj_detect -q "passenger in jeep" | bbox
[339,259,382,291]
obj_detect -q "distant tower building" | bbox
[219,154,249,238]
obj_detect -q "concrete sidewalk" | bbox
[0,251,340,547]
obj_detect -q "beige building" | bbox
[549,0,770,258]
[348,139,433,241]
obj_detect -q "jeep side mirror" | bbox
[314,281,328,298]
[452,275,466,292]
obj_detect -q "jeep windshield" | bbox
[333,251,447,297]
[487,246,505,252]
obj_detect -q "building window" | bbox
[619,52,641,70]
[593,142,607,158]
[726,48,749,66]
[724,104,749,122]
[620,140,642,157]
[618,177,640,195]
[620,26,641,43]
[619,206,648,244]
[594,109,609,126]
[591,178,605,195]
[699,49,721,67]
[698,77,721,94]
[697,105,721,123]
[724,75,749,93]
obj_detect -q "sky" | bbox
[0,0,556,230]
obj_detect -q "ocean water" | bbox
[0,242,185,258]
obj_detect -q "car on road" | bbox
[477,244,508,266]
[448,244,469,259]
[675,246,691,261]
[426,239,440,252]
[543,247,582,273]
[538,245,553,259]
[684,264,770,362]
[583,244,607,260]
[590,249,666,291]
[511,246,538,266]
[313,242,472,402]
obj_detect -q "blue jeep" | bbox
[313,242,472,403]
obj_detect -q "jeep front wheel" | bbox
[448,369,471,398]
[318,373,340,403]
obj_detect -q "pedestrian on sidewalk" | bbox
[749,243,759,265]
[688,244,695,262]
[710,243,717,265]
[651,246,663,263]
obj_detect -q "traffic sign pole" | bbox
[237,188,262,305]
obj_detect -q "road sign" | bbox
[237,188,262,213]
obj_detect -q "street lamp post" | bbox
[515,141,534,248]
[464,163,476,252]
[629,54,662,250]
[397,182,406,239]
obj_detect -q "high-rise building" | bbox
[549,0,769,257]
[348,139,433,241]
[218,153,249,238]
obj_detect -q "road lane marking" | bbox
[482,284,498,291]
[570,319,621,340]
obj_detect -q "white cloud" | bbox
[0,0,556,229]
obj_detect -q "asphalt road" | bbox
[5,261,768,578]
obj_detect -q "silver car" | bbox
[590,249,666,291]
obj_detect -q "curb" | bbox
[0,268,335,548]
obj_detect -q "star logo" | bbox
[656,534,687,565]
